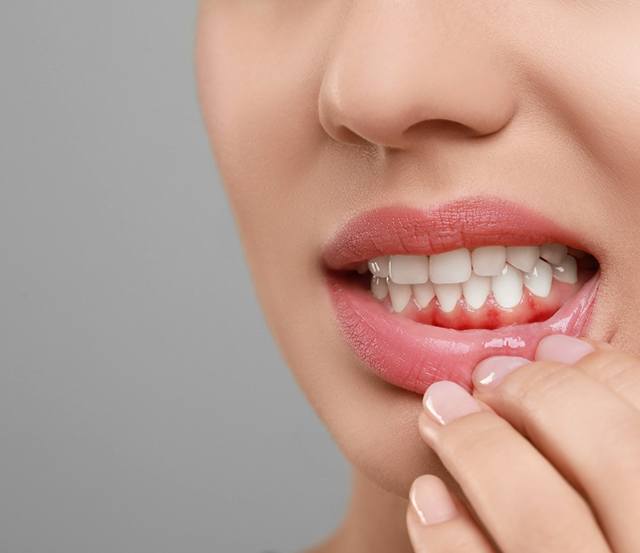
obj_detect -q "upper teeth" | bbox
[388,254,429,284]
[366,244,579,312]
[430,248,472,283]
[471,246,506,277]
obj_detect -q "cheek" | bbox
[531,10,640,189]
[196,16,332,295]
[196,11,331,372]
[564,33,640,340]
[196,8,326,208]
[502,5,640,195]
[559,48,640,186]
[563,59,640,347]
[196,10,348,340]
[511,9,640,345]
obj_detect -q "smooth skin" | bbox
[408,335,640,551]
[196,1,640,551]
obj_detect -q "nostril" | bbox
[405,118,484,141]
[331,124,371,147]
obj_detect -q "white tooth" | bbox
[429,248,471,284]
[524,258,553,298]
[356,262,369,274]
[389,255,429,284]
[492,264,523,309]
[434,283,462,313]
[471,246,506,277]
[540,243,568,266]
[506,246,540,273]
[388,281,412,312]
[552,255,578,284]
[368,256,389,278]
[413,282,435,309]
[462,274,491,310]
[371,277,389,300]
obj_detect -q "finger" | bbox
[536,335,640,411]
[406,475,496,553]
[472,350,640,553]
[419,382,611,553]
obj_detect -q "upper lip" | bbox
[323,196,593,270]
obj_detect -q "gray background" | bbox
[0,1,348,551]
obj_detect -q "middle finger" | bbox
[418,381,611,553]
[472,352,640,553]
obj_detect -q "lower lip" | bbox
[327,273,600,394]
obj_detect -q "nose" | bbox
[318,2,517,150]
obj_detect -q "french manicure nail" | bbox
[409,475,458,526]
[472,356,530,389]
[423,381,482,425]
[535,334,594,364]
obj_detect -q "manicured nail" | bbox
[423,381,482,425]
[535,334,594,364]
[472,356,530,389]
[409,475,458,526]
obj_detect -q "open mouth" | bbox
[355,243,596,330]
[324,198,601,394]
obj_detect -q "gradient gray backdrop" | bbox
[0,1,349,551]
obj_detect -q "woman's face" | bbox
[196,1,640,496]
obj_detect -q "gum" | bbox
[381,273,593,330]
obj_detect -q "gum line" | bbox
[382,276,586,330]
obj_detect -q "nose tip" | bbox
[319,72,516,149]
[318,6,517,150]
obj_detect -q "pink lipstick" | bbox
[324,197,600,394]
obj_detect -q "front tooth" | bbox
[540,243,568,265]
[434,283,462,313]
[506,246,540,273]
[389,255,429,284]
[471,246,506,277]
[413,282,435,309]
[552,255,578,284]
[492,264,523,309]
[368,256,389,278]
[462,274,491,310]
[430,248,471,284]
[371,277,389,300]
[524,258,553,298]
[388,281,412,312]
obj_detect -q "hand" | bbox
[406,334,640,553]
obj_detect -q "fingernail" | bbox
[423,381,482,425]
[409,475,458,526]
[472,356,530,389]
[535,334,594,364]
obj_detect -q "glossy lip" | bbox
[324,197,594,270]
[323,197,601,394]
